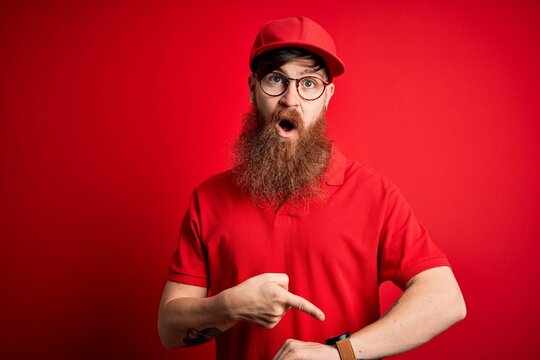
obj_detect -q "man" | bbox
[158,16,466,360]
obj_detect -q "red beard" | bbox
[233,105,332,209]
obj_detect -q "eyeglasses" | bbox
[256,72,330,101]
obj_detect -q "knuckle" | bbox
[263,320,278,329]
[262,273,272,280]
[270,304,284,316]
[294,300,307,313]
[288,346,302,356]
[264,284,280,299]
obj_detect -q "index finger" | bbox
[282,290,325,321]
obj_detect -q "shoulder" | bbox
[193,169,236,196]
[190,168,248,207]
[341,155,396,194]
[196,169,234,189]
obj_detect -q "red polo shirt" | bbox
[168,147,450,359]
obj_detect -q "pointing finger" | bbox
[281,289,325,321]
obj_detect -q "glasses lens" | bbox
[259,72,327,100]
[261,73,287,96]
[298,77,325,100]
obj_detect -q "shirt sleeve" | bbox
[168,191,209,288]
[378,184,450,290]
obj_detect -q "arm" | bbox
[349,266,466,359]
[157,281,233,349]
[273,266,466,360]
[158,273,326,349]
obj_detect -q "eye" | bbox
[266,73,284,84]
[300,77,319,89]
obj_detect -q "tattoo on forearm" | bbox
[183,327,221,346]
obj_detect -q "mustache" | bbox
[270,106,304,132]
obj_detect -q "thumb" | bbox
[265,273,290,290]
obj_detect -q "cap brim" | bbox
[251,41,345,78]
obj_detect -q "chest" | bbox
[202,191,384,294]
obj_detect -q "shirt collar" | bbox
[324,144,347,186]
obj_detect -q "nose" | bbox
[278,81,301,108]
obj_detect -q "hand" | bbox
[223,273,325,328]
[273,339,340,360]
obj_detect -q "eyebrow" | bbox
[275,67,325,77]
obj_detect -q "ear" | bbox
[248,74,256,103]
[324,83,335,108]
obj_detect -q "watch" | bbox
[325,332,356,360]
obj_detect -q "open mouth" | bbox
[273,109,301,138]
[278,119,296,132]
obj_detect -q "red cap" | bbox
[250,16,345,78]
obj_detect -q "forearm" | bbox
[350,267,466,359]
[158,292,236,348]
[158,273,327,351]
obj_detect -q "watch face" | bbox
[325,332,350,345]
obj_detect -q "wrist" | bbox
[326,344,341,360]
[326,333,356,360]
[214,288,238,323]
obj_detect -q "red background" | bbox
[1,0,539,358]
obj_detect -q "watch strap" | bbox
[336,337,356,360]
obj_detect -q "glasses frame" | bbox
[255,72,331,101]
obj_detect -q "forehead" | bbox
[276,58,326,78]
